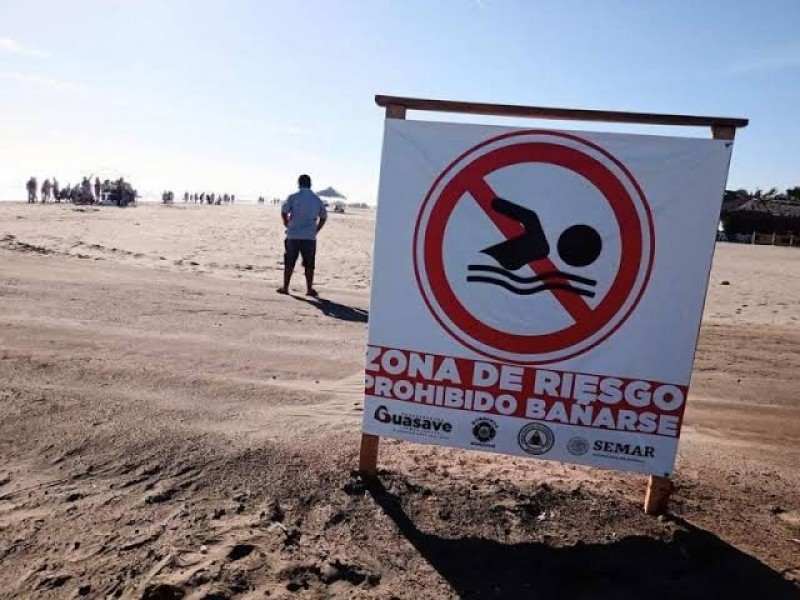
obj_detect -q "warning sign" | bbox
[414,130,654,364]
[364,119,733,477]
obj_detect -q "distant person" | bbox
[277,174,327,297]
[26,176,37,203]
[41,178,52,203]
[115,178,125,206]
[52,177,60,203]
[81,177,93,203]
[231,194,235,204]
[94,177,101,202]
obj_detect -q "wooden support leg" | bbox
[358,433,380,478]
[644,475,673,515]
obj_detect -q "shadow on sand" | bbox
[365,478,798,599]
[292,295,369,323]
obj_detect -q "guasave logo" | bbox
[373,405,453,439]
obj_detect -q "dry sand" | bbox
[0,203,798,599]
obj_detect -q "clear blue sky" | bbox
[1,0,798,202]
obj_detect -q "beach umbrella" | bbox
[316,186,346,199]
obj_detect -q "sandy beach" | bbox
[1,202,798,599]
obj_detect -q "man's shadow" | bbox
[364,478,799,599]
[292,296,369,323]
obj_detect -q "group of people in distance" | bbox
[182,192,236,205]
[26,175,63,203]
[26,176,135,206]
[257,197,282,205]
[24,172,330,298]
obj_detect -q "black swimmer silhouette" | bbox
[480,198,550,270]
[468,197,602,297]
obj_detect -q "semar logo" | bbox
[373,405,453,439]
[566,436,590,456]
[592,440,655,461]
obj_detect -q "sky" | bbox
[1,0,799,203]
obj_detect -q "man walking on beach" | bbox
[277,174,327,297]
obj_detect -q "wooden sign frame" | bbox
[360,94,748,515]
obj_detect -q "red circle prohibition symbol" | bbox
[412,130,655,364]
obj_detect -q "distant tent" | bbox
[316,186,346,199]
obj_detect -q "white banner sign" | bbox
[363,119,732,477]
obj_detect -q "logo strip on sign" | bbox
[365,345,687,439]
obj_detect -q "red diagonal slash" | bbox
[466,176,593,323]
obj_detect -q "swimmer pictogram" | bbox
[468,197,601,298]
[413,129,655,364]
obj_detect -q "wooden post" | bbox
[642,123,740,516]
[357,101,409,478]
[644,476,674,515]
[385,104,407,120]
[358,433,380,477]
[711,124,736,141]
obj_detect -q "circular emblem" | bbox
[413,130,655,364]
[472,418,497,444]
[517,422,555,455]
[567,436,589,456]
